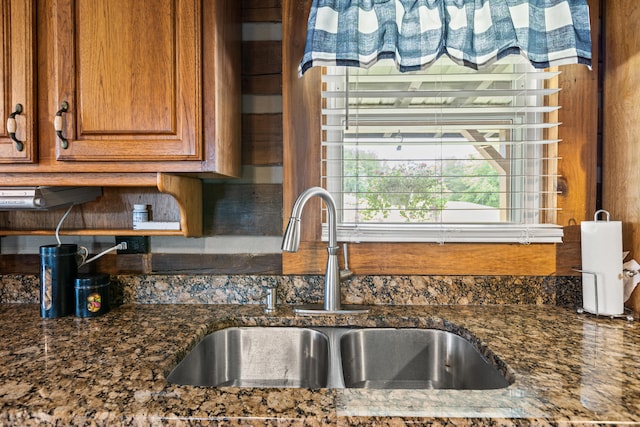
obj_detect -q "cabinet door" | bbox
[0,0,36,163]
[53,0,201,162]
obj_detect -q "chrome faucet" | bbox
[282,187,369,315]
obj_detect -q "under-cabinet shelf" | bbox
[0,173,203,237]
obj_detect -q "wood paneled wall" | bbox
[603,0,640,311]
[241,0,282,165]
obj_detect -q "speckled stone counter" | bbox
[0,303,639,426]
[0,274,582,306]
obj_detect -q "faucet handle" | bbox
[342,243,350,270]
[340,243,353,281]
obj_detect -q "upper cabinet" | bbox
[0,0,240,237]
[0,0,36,163]
[0,0,241,177]
[53,0,201,162]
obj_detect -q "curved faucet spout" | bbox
[282,186,369,315]
[281,187,338,252]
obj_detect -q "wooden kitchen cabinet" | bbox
[0,0,36,163]
[52,0,201,162]
[0,0,241,237]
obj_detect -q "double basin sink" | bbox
[167,327,511,390]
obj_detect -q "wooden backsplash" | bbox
[603,0,640,313]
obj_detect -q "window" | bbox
[321,56,563,243]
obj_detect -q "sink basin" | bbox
[167,326,510,390]
[167,327,329,388]
[340,328,510,389]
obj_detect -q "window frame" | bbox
[320,59,562,243]
[282,0,598,276]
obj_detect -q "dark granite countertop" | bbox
[0,303,639,426]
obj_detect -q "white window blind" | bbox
[321,56,563,243]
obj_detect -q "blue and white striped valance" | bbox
[299,0,592,76]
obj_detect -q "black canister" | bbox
[74,274,110,318]
[40,244,79,318]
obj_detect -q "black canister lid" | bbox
[75,273,110,288]
[39,243,78,256]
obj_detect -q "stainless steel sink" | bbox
[167,327,510,390]
[167,327,329,388]
[339,328,510,389]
